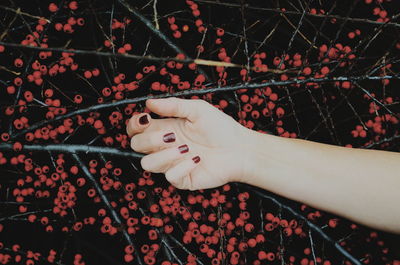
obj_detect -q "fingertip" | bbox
[192,155,201,164]
[126,113,151,137]
[138,113,150,126]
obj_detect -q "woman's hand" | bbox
[126,97,252,190]
[126,97,400,234]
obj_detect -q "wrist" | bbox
[234,127,276,184]
[237,127,297,187]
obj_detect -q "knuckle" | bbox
[173,181,183,190]
[188,185,194,191]
[164,171,173,183]
[165,171,181,189]
[140,156,151,171]
[187,176,195,191]
[177,102,187,117]
[130,135,139,151]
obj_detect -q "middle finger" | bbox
[131,130,177,153]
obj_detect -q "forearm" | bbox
[239,128,400,234]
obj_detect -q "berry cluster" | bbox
[0,0,399,264]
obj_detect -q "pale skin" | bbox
[126,97,400,234]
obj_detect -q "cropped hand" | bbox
[126,97,251,190]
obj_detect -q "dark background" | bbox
[0,0,399,264]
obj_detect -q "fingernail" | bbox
[192,156,200,164]
[139,114,149,125]
[163,132,175,143]
[178,144,189,154]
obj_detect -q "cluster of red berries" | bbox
[0,0,399,264]
[104,18,133,54]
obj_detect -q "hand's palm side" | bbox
[127,97,249,190]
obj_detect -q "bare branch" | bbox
[237,183,362,265]
[0,143,143,158]
[11,74,399,140]
[71,153,144,265]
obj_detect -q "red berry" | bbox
[48,3,58,12]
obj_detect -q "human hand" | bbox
[126,97,253,190]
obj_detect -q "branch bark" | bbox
[10,74,399,140]
[0,143,143,158]
[71,153,144,265]
[236,183,362,265]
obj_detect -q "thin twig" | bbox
[117,0,211,80]
[236,183,362,265]
[0,5,51,22]
[0,41,243,68]
[10,74,399,140]
[153,0,159,30]
[309,230,318,265]
[71,154,144,265]
[194,1,400,28]
[362,134,400,149]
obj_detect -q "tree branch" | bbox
[235,183,362,265]
[10,74,399,140]
[0,143,143,158]
[0,41,240,69]
[71,153,144,265]
[117,0,211,80]
[195,0,400,29]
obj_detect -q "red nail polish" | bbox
[178,144,189,154]
[163,132,175,143]
[192,156,200,163]
[139,115,149,125]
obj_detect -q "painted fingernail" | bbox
[139,114,149,125]
[163,132,175,143]
[178,144,189,154]
[192,156,200,164]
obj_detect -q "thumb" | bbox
[145,97,205,122]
